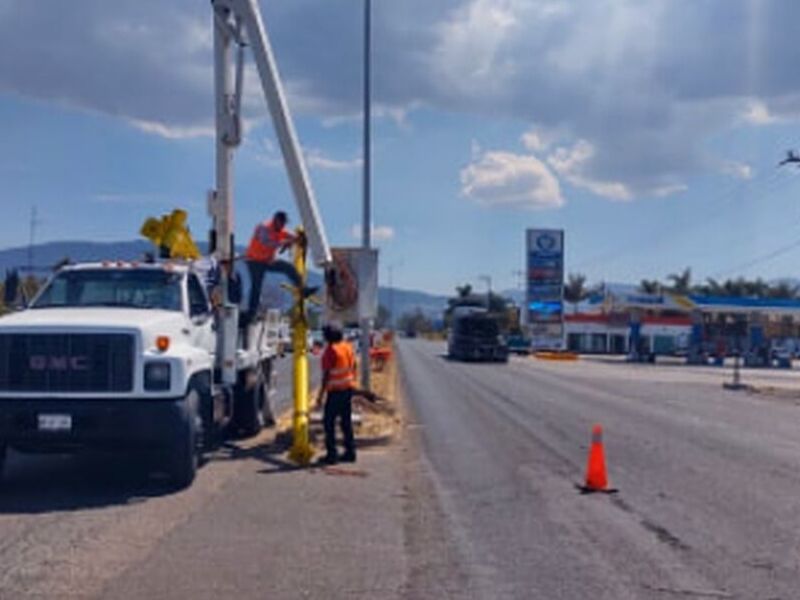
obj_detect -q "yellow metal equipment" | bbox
[140,209,201,260]
[288,229,314,465]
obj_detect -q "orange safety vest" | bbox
[246,220,288,262]
[324,341,357,392]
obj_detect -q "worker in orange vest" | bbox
[316,324,358,464]
[244,211,317,319]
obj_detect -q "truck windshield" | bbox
[32,269,183,311]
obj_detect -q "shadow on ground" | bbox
[216,421,396,476]
[0,451,182,514]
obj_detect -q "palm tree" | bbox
[666,267,692,295]
[701,277,723,296]
[767,280,798,300]
[749,278,769,298]
[455,284,472,299]
[638,279,661,295]
[564,273,588,313]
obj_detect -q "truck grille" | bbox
[0,334,134,393]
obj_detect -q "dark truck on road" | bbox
[448,308,509,363]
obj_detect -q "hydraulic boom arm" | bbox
[209,0,333,268]
[210,0,334,388]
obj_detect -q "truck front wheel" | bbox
[166,389,201,489]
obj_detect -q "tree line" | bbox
[564,267,800,313]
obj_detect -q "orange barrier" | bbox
[369,346,393,371]
[580,424,616,494]
[534,351,579,361]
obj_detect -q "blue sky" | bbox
[2,0,800,295]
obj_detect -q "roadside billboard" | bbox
[526,229,564,349]
[325,247,379,325]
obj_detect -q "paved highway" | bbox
[398,338,800,599]
[2,340,800,599]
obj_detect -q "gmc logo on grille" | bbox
[29,356,89,371]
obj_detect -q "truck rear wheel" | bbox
[166,389,200,489]
[233,360,273,438]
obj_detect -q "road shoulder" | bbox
[101,358,411,600]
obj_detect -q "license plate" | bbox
[37,414,72,432]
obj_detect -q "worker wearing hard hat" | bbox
[316,324,358,464]
[245,211,317,319]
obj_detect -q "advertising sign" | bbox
[325,247,379,324]
[526,229,564,349]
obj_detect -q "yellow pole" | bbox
[288,228,314,465]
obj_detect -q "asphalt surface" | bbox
[3,340,800,599]
[398,339,800,599]
[0,355,323,599]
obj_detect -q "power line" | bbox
[572,167,799,272]
[712,234,800,279]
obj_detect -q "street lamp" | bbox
[360,0,372,390]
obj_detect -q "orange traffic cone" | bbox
[581,424,616,494]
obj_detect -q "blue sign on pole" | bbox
[526,229,564,349]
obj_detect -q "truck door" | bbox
[188,274,216,355]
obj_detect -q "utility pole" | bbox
[388,264,394,329]
[512,269,524,292]
[478,274,492,308]
[27,206,41,275]
[360,0,372,390]
[511,269,525,332]
[388,261,402,328]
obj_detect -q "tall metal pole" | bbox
[211,4,239,387]
[478,274,492,308]
[388,264,394,329]
[360,0,372,389]
[27,206,40,274]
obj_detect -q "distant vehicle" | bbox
[448,308,508,363]
[506,334,532,355]
[309,329,324,352]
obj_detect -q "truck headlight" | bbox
[145,362,171,391]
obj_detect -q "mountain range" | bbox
[0,240,449,318]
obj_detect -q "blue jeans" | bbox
[324,389,355,458]
[246,259,302,315]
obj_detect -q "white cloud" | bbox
[127,119,214,140]
[436,0,519,85]
[520,126,563,153]
[520,130,545,153]
[306,149,362,171]
[546,140,633,201]
[721,161,754,181]
[470,139,482,159]
[741,99,778,126]
[93,193,161,205]
[651,183,688,198]
[461,150,564,209]
[91,193,202,209]
[3,0,800,197]
[251,137,360,171]
[351,224,395,242]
